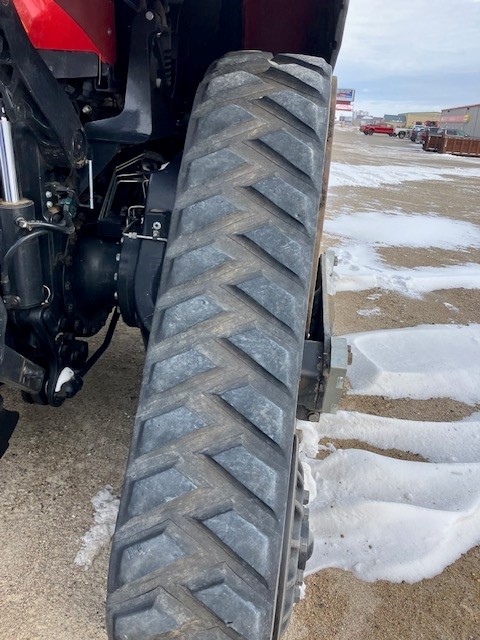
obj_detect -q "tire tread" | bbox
[107,51,332,640]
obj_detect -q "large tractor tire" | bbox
[107,51,332,640]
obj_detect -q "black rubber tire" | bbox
[398,131,406,139]
[107,51,331,640]
[368,129,374,135]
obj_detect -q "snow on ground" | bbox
[305,449,480,583]
[329,162,480,188]
[325,211,480,249]
[356,308,381,317]
[301,410,480,464]
[346,324,480,405]
[299,408,480,583]
[324,210,480,297]
[300,142,480,586]
[334,244,480,297]
[74,486,119,569]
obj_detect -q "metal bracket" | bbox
[298,249,348,418]
[117,157,179,331]
[86,10,175,145]
[0,297,45,393]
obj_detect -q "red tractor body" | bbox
[13,0,345,69]
[244,0,346,61]
[13,0,116,63]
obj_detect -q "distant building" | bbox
[440,103,480,137]
[398,112,441,127]
[384,114,406,126]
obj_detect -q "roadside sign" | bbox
[336,88,355,103]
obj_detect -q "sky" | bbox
[334,0,480,117]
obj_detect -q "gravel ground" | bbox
[1,129,479,639]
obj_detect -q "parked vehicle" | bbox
[393,127,411,139]
[360,124,395,136]
[418,126,441,144]
[410,125,426,142]
[0,1,349,639]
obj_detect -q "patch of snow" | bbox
[305,449,480,583]
[333,244,480,297]
[300,453,318,502]
[298,410,480,464]
[324,211,480,249]
[329,162,480,188]
[357,308,381,317]
[346,324,480,405]
[444,302,460,312]
[74,486,120,569]
[463,412,480,423]
[298,420,321,459]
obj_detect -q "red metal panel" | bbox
[12,0,116,64]
[243,0,320,54]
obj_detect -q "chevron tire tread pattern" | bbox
[107,51,332,640]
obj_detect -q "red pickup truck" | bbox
[360,124,395,136]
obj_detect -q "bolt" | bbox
[113,292,119,301]
[307,411,320,422]
[46,200,53,208]
[67,304,74,313]
[82,105,92,115]
[107,27,113,36]
[64,281,71,291]
[116,253,121,262]
[152,221,162,230]
[45,190,53,199]
[145,10,154,20]
[113,272,118,281]
[155,78,162,89]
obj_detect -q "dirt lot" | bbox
[1,129,479,639]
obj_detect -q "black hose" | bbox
[79,308,121,377]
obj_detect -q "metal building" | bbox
[440,103,480,137]
[398,111,441,127]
